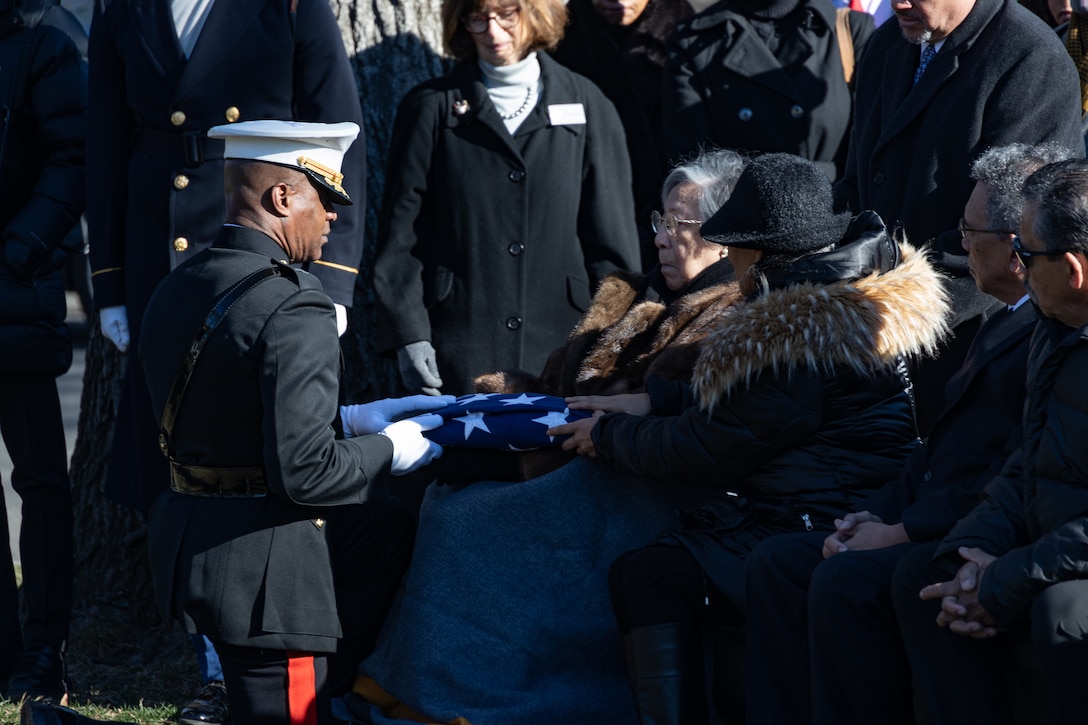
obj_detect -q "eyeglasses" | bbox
[1011,235,1074,269]
[957,218,1015,238]
[463,6,520,34]
[651,210,701,237]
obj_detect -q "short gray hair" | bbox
[970,143,1074,231]
[1021,158,1088,255]
[661,149,747,222]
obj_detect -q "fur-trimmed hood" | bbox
[694,241,949,410]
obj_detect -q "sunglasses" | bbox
[1011,235,1076,269]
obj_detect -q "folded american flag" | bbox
[422,393,593,450]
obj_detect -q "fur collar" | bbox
[693,243,949,410]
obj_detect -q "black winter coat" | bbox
[141,227,394,652]
[591,216,949,593]
[373,53,641,394]
[0,0,85,376]
[936,318,1088,628]
[662,0,873,180]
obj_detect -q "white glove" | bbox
[397,340,443,396]
[99,305,130,353]
[379,413,445,475]
[334,303,348,337]
[340,394,455,438]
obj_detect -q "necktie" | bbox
[913,43,937,86]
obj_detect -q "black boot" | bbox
[623,622,708,725]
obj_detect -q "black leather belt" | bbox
[170,461,268,498]
[137,128,225,167]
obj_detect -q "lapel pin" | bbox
[453,99,470,116]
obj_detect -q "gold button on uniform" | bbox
[173,237,189,252]
[173,174,190,190]
[225,106,240,123]
[170,110,186,126]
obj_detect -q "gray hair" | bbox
[970,143,1074,232]
[661,149,747,222]
[1021,158,1088,255]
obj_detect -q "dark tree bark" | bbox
[71,0,451,621]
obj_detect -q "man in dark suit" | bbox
[139,121,447,723]
[743,143,1069,724]
[833,0,1083,435]
[85,2,368,717]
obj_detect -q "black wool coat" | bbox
[663,0,873,180]
[140,226,394,652]
[835,0,1083,247]
[373,53,641,394]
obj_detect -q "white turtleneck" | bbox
[479,52,542,135]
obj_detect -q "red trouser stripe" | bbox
[285,651,318,725]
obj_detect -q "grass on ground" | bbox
[0,570,198,724]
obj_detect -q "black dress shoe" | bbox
[177,681,230,725]
[6,646,66,704]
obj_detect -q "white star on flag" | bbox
[531,408,574,442]
[457,393,496,406]
[500,393,546,407]
[453,411,492,440]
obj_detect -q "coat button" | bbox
[173,174,190,190]
[173,236,189,252]
[505,316,522,330]
[923,471,933,482]
[170,110,186,126]
[508,169,525,182]
[507,242,524,256]
[790,105,804,118]
[225,106,241,122]
[873,171,886,184]
[738,107,753,122]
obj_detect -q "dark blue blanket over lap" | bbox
[354,456,711,724]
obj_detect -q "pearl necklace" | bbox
[500,85,534,120]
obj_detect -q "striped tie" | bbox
[913,43,937,86]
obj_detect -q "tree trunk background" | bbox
[72,0,450,617]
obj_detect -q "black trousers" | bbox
[609,544,744,634]
[213,499,414,724]
[0,375,72,672]
[893,541,1088,725]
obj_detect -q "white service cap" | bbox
[208,120,360,205]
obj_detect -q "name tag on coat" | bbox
[548,103,586,126]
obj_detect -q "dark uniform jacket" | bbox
[832,0,1083,436]
[372,53,641,395]
[86,0,365,512]
[663,0,873,180]
[936,317,1088,628]
[140,226,393,652]
[862,302,1036,542]
[590,216,949,594]
[0,0,85,376]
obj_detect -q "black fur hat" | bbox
[700,153,851,254]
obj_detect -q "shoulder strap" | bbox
[158,265,285,460]
[835,8,855,88]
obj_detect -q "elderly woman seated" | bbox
[340,151,747,725]
[552,153,951,724]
